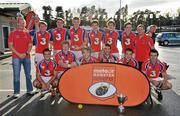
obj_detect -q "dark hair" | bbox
[125,48,133,53]
[43,48,51,54]
[104,43,111,49]
[73,17,80,20]
[107,20,116,26]
[91,19,99,25]
[150,49,159,56]
[124,22,132,27]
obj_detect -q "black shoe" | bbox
[156,89,163,101]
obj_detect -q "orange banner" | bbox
[58,63,150,106]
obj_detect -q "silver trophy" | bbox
[117,92,128,113]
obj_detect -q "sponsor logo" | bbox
[88,66,116,100]
[89,82,116,98]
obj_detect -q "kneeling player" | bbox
[33,49,57,97]
[142,49,172,90]
[119,48,138,69]
[99,44,118,63]
[78,47,98,65]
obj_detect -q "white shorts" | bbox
[34,53,44,65]
[91,52,99,59]
[112,53,120,59]
[152,77,164,81]
[72,51,82,60]
[41,76,52,83]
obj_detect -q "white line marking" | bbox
[58,97,63,104]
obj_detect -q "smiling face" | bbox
[125,50,133,60]
[82,49,91,60]
[107,22,115,31]
[125,24,132,34]
[150,52,158,62]
[104,45,111,56]
[62,43,69,53]
[17,18,26,29]
[137,26,145,36]
[72,19,80,28]
[39,23,47,32]
[43,50,51,61]
[56,20,64,29]
[91,23,99,31]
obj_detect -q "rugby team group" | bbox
[8,15,172,98]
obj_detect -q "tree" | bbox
[56,6,64,18]
[42,5,52,29]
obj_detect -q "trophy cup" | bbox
[117,92,128,113]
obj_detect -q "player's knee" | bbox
[167,82,172,89]
[152,80,159,87]
[51,79,58,88]
[33,80,42,89]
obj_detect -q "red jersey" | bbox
[49,28,69,50]
[135,34,154,62]
[99,54,118,63]
[54,51,76,71]
[37,59,57,77]
[69,27,86,51]
[8,30,32,58]
[34,31,51,53]
[103,30,119,53]
[88,30,102,52]
[78,56,98,65]
[142,59,166,79]
[119,57,139,69]
[121,31,136,53]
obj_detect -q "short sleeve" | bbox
[141,62,147,72]
[8,31,14,44]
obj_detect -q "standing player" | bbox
[121,22,136,57]
[142,49,172,90]
[33,21,51,64]
[135,24,154,70]
[69,17,88,59]
[103,20,119,58]
[88,20,103,58]
[8,18,34,98]
[99,44,118,63]
[119,48,139,69]
[49,18,69,55]
[78,47,98,65]
[54,41,77,78]
[33,49,57,97]
[147,25,157,44]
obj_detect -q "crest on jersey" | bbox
[88,66,116,100]
[56,34,61,40]
[107,38,112,45]
[74,34,79,41]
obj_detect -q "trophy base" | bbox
[118,105,125,113]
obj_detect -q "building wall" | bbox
[0,15,16,53]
